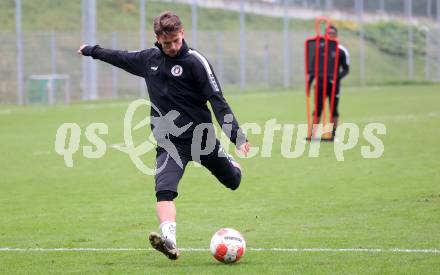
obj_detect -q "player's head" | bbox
[327,25,338,39]
[154,11,185,57]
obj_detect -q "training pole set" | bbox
[305,17,340,141]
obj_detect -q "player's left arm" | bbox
[338,45,350,80]
[192,54,250,155]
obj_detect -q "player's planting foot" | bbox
[149,232,180,260]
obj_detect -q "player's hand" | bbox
[77,44,88,55]
[237,142,251,157]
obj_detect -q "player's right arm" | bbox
[77,44,149,77]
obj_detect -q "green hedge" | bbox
[363,22,427,57]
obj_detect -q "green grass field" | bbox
[1,85,440,274]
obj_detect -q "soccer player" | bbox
[310,25,350,140]
[77,11,250,260]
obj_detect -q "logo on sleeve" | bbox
[171,65,183,77]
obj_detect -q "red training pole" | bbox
[305,39,312,138]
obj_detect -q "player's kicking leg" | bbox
[199,141,242,191]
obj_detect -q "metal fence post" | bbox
[283,0,290,88]
[15,0,24,105]
[420,27,430,81]
[88,0,98,100]
[427,0,432,18]
[438,0,440,25]
[51,32,57,77]
[49,31,57,105]
[357,0,365,85]
[139,0,146,97]
[379,0,385,13]
[81,0,88,100]
[406,0,414,81]
[437,0,440,81]
[112,32,119,99]
[239,0,246,89]
[192,0,198,49]
[82,0,97,100]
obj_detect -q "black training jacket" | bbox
[82,40,246,147]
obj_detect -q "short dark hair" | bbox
[153,11,183,36]
[328,25,338,35]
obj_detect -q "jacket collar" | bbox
[155,39,189,59]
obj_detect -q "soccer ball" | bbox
[210,228,246,263]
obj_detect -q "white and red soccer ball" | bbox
[210,228,246,263]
